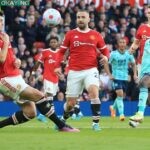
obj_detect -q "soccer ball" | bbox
[43,8,61,26]
[129,120,140,128]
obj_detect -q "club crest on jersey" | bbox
[90,35,95,40]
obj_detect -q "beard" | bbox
[77,23,86,30]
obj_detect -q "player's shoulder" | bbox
[111,50,118,55]
[138,23,148,29]
[41,48,51,52]
[42,48,57,54]
[89,29,100,35]
[66,29,76,35]
[125,50,130,55]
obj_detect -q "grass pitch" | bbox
[0,117,150,150]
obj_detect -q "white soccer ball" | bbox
[129,120,140,128]
[43,8,61,26]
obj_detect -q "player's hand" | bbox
[109,74,114,80]
[99,55,108,65]
[129,47,135,54]
[133,74,139,83]
[14,58,21,69]
[0,32,9,44]
[54,67,62,77]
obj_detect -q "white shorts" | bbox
[66,67,100,97]
[0,75,28,101]
[43,79,58,96]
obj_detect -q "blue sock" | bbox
[115,96,124,116]
[138,88,148,115]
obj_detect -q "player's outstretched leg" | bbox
[0,102,36,128]
[36,98,80,132]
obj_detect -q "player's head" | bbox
[145,5,150,19]
[49,36,59,50]
[76,10,90,30]
[117,37,127,52]
[0,11,4,32]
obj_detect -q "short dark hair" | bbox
[77,9,89,14]
[49,36,59,42]
[0,11,4,17]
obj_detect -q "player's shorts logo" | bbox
[16,84,21,90]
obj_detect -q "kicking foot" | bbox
[59,124,80,132]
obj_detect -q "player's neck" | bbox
[147,20,150,26]
[118,49,125,54]
[76,27,90,33]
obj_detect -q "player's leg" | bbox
[37,80,57,123]
[130,74,150,122]
[72,100,83,120]
[85,68,101,131]
[115,89,125,121]
[111,80,125,121]
[0,101,36,128]
[21,86,79,132]
[61,70,84,121]
[0,76,79,132]
[109,82,117,118]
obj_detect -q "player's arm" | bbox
[129,38,140,54]
[103,58,112,77]
[132,62,138,82]
[97,33,110,58]
[29,53,43,82]
[103,53,114,80]
[129,25,142,54]
[55,31,71,68]
[0,33,9,63]
[55,32,70,77]
[30,61,41,75]
[129,55,138,81]
[13,58,21,68]
[55,48,67,77]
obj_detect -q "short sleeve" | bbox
[135,25,143,40]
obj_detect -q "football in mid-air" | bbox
[43,8,61,26]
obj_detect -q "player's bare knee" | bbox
[139,75,150,88]
[88,85,99,99]
[22,102,37,119]
[116,89,124,97]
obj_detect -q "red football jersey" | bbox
[34,49,58,83]
[56,28,109,71]
[0,40,20,78]
[135,24,150,64]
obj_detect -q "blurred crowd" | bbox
[0,0,149,102]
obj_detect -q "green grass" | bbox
[0,117,150,150]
